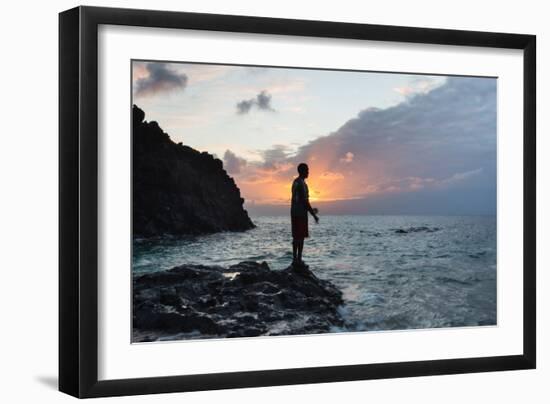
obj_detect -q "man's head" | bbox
[297,163,309,178]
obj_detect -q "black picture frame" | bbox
[59,5,536,398]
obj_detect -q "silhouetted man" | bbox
[291,163,319,268]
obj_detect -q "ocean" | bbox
[133,215,497,332]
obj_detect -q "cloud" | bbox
[231,76,497,214]
[236,99,255,114]
[370,168,483,193]
[292,77,495,208]
[236,90,276,114]
[296,76,495,176]
[439,168,483,185]
[223,150,247,174]
[258,144,295,170]
[132,62,149,82]
[320,171,345,181]
[256,91,274,111]
[340,152,354,163]
[133,63,188,98]
[394,77,442,97]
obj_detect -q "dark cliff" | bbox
[132,105,255,237]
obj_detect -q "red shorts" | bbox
[291,216,309,240]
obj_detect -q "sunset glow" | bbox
[132,60,496,215]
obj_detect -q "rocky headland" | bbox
[132,105,255,237]
[133,261,345,341]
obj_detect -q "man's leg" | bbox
[292,239,298,262]
[297,240,304,262]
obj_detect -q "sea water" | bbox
[133,215,497,332]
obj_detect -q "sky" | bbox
[132,60,497,216]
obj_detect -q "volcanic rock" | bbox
[132,261,345,341]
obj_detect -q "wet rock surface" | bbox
[394,226,440,234]
[133,261,345,341]
[132,105,254,237]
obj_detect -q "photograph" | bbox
[54,3,538,399]
[131,60,497,343]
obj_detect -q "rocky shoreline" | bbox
[132,261,345,342]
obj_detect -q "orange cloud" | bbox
[224,78,493,209]
[320,171,344,181]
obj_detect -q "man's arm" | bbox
[305,199,315,216]
[302,186,319,222]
